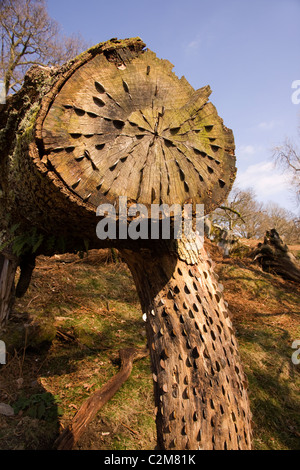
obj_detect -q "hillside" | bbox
[0,241,299,450]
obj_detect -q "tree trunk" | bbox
[121,237,252,450]
[253,229,300,283]
[15,252,36,298]
[0,253,18,327]
[0,37,253,449]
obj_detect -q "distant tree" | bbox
[0,0,87,95]
[212,186,264,239]
[211,185,300,243]
[261,202,299,244]
[272,131,300,211]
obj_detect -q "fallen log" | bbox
[54,347,148,450]
[0,37,252,449]
[253,229,300,283]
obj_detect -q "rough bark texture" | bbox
[253,229,300,283]
[0,37,253,450]
[0,37,236,258]
[121,237,252,450]
[0,252,18,327]
[15,252,37,298]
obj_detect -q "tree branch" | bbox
[54,347,149,450]
[0,0,87,95]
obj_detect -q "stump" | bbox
[0,37,252,449]
[122,239,252,450]
[253,229,300,283]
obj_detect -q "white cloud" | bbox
[256,119,284,131]
[186,35,202,51]
[235,161,297,212]
[185,31,215,53]
[258,120,277,130]
[187,39,201,49]
[237,145,256,156]
[236,144,266,161]
[236,161,289,198]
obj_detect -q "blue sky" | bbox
[48,0,300,214]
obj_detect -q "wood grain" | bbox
[41,49,236,213]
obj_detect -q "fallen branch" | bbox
[121,422,139,435]
[54,347,149,450]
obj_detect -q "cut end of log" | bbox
[36,37,236,215]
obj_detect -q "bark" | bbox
[0,37,252,449]
[0,38,149,325]
[15,253,36,298]
[121,237,252,450]
[0,37,236,256]
[253,229,300,283]
[54,347,149,450]
[0,253,18,328]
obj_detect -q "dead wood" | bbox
[253,229,300,283]
[121,236,253,450]
[54,347,149,450]
[0,253,18,327]
[1,37,253,450]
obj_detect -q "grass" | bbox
[214,254,300,450]
[0,246,299,450]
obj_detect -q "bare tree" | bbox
[261,202,299,244]
[272,132,300,210]
[212,186,264,239]
[0,0,87,95]
[212,185,300,243]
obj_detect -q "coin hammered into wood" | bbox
[0,37,252,450]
